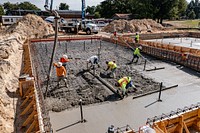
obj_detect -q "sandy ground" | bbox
[30,40,160,112]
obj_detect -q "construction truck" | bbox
[80,19,99,34]
[45,16,99,34]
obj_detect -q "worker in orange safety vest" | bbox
[60,54,70,70]
[53,62,68,87]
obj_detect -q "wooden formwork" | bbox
[152,108,200,133]
[18,43,42,133]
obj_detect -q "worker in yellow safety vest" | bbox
[134,32,139,43]
[115,76,135,97]
[131,46,142,63]
[105,61,117,78]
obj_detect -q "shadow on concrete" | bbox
[106,94,121,102]
[56,120,81,132]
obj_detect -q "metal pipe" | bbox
[158,82,162,102]
[145,67,165,72]
[143,59,147,71]
[79,99,84,122]
[44,0,60,99]
[84,41,86,51]
[133,84,178,99]
[98,47,100,61]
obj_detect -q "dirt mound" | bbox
[102,19,164,33]
[0,14,54,133]
[6,14,54,39]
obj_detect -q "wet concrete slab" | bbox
[146,37,200,49]
[50,58,200,133]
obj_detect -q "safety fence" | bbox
[146,102,200,133]
[18,44,52,133]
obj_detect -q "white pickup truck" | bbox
[44,17,99,35]
[81,20,99,34]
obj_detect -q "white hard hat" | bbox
[139,46,142,50]
[57,62,62,67]
[63,54,68,59]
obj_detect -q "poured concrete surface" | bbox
[146,37,200,49]
[50,58,200,133]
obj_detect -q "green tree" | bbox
[0,5,4,15]
[3,1,40,14]
[18,2,40,10]
[86,6,96,14]
[3,2,18,11]
[94,12,101,18]
[188,9,196,19]
[59,3,69,10]
[177,0,188,18]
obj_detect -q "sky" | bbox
[0,0,105,11]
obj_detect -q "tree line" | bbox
[0,0,199,24]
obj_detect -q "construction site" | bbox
[1,2,200,133]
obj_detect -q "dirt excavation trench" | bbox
[30,39,160,112]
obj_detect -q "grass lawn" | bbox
[164,19,200,28]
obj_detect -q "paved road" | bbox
[50,58,200,133]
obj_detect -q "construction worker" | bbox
[135,32,139,43]
[87,55,100,69]
[131,46,142,63]
[108,125,115,133]
[115,76,135,97]
[53,62,68,87]
[105,61,117,78]
[60,54,70,70]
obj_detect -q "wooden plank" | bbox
[20,99,34,116]
[22,106,37,127]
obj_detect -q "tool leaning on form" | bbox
[115,76,136,98]
[53,62,68,87]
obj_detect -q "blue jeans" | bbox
[126,81,133,89]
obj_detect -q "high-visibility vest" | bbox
[118,77,129,87]
[134,48,141,56]
[108,61,117,69]
[135,34,139,41]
